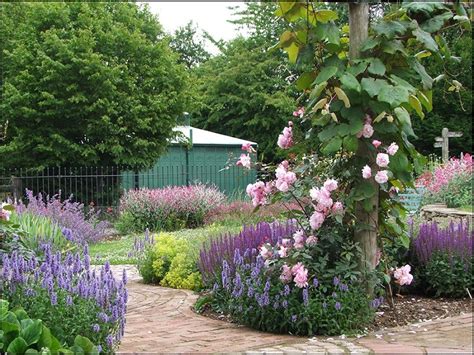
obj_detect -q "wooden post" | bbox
[349,3,378,295]
[433,128,463,163]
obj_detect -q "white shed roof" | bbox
[172,126,257,146]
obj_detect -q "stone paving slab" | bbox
[113,265,473,354]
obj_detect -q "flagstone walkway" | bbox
[115,265,472,354]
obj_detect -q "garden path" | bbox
[114,265,472,354]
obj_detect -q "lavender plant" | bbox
[198,221,297,285]
[1,244,127,352]
[412,221,473,297]
[205,251,378,336]
[16,190,108,244]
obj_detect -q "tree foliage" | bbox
[190,3,296,163]
[169,21,211,69]
[0,2,186,170]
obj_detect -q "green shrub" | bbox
[0,299,98,354]
[10,212,74,253]
[417,253,473,298]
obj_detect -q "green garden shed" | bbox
[122,126,257,196]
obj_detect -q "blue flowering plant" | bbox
[209,248,380,336]
[1,243,128,353]
[198,222,381,335]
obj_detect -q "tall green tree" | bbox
[0,2,186,170]
[169,21,211,69]
[190,3,296,163]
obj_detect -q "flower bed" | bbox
[1,244,127,352]
[117,184,226,233]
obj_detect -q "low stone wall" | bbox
[421,204,473,225]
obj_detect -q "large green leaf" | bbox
[360,37,380,52]
[421,12,452,33]
[378,86,409,108]
[347,61,368,76]
[295,72,316,91]
[20,319,42,346]
[361,78,389,98]
[74,335,95,353]
[314,66,338,84]
[389,75,416,93]
[314,9,338,23]
[13,308,28,322]
[38,325,52,350]
[6,337,28,354]
[367,58,386,76]
[353,181,376,201]
[309,81,328,100]
[283,42,299,64]
[343,135,358,152]
[314,23,340,45]
[317,124,338,142]
[394,107,416,137]
[321,137,342,155]
[340,73,361,92]
[412,27,439,52]
[373,20,409,39]
[409,58,433,90]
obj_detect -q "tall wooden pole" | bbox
[349,2,378,294]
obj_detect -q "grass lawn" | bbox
[89,222,243,265]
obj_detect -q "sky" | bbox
[140,2,247,54]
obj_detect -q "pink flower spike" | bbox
[375,170,389,184]
[372,140,382,148]
[376,153,390,168]
[362,165,372,179]
[387,142,399,156]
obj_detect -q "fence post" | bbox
[134,169,139,190]
[11,175,22,202]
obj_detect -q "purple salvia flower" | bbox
[303,287,309,307]
[335,302,342,311]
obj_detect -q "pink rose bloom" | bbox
[362,165,372,179]
[317,190,333,209]
[323,178,338,192]
[236,154,251,169]
[309,211,325,230]
[291,262,304,275]
[305,235,318,246]
[277,123,293,149]
[376,153,390,168]
[362,123,374,138]
[387,142,399,156]
[293,230,305,249]
[241,142,255,153]
[294,267,309,288]
[275,161,297,192]
[372,140,382,148]
[281,238,292,247]
[293,107,305,118]
[393,264,413,286]
[280,264,293,283]
[375,170,389,184]
[278,245,288,258]
[246,181,269,207]
[310,187,321,201]
[332,201,344,214]
[259,244,273,260]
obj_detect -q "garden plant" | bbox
[200,1,470,335]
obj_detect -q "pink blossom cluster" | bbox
[362,141,399,184]
[416,153,473,193]
[280,262,309,288]
[277,121,294,149]
[246,181,273,207]
[393,264,413,286]
[357,115,374,139]
[236,154,251,169]
[309,179,343,231]
[241,142,256,153]
[260,229,318,261]
[275,160,297,192]
[293,107,305,118]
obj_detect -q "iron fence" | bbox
[0,164,256,209]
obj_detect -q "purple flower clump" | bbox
[198,220,297,284]
[1,243,127,351]
[16,189,108,244]
[412,221,473,266]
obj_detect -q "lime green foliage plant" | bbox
[0,299,98,354]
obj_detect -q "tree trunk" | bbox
[349,2,379,295]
